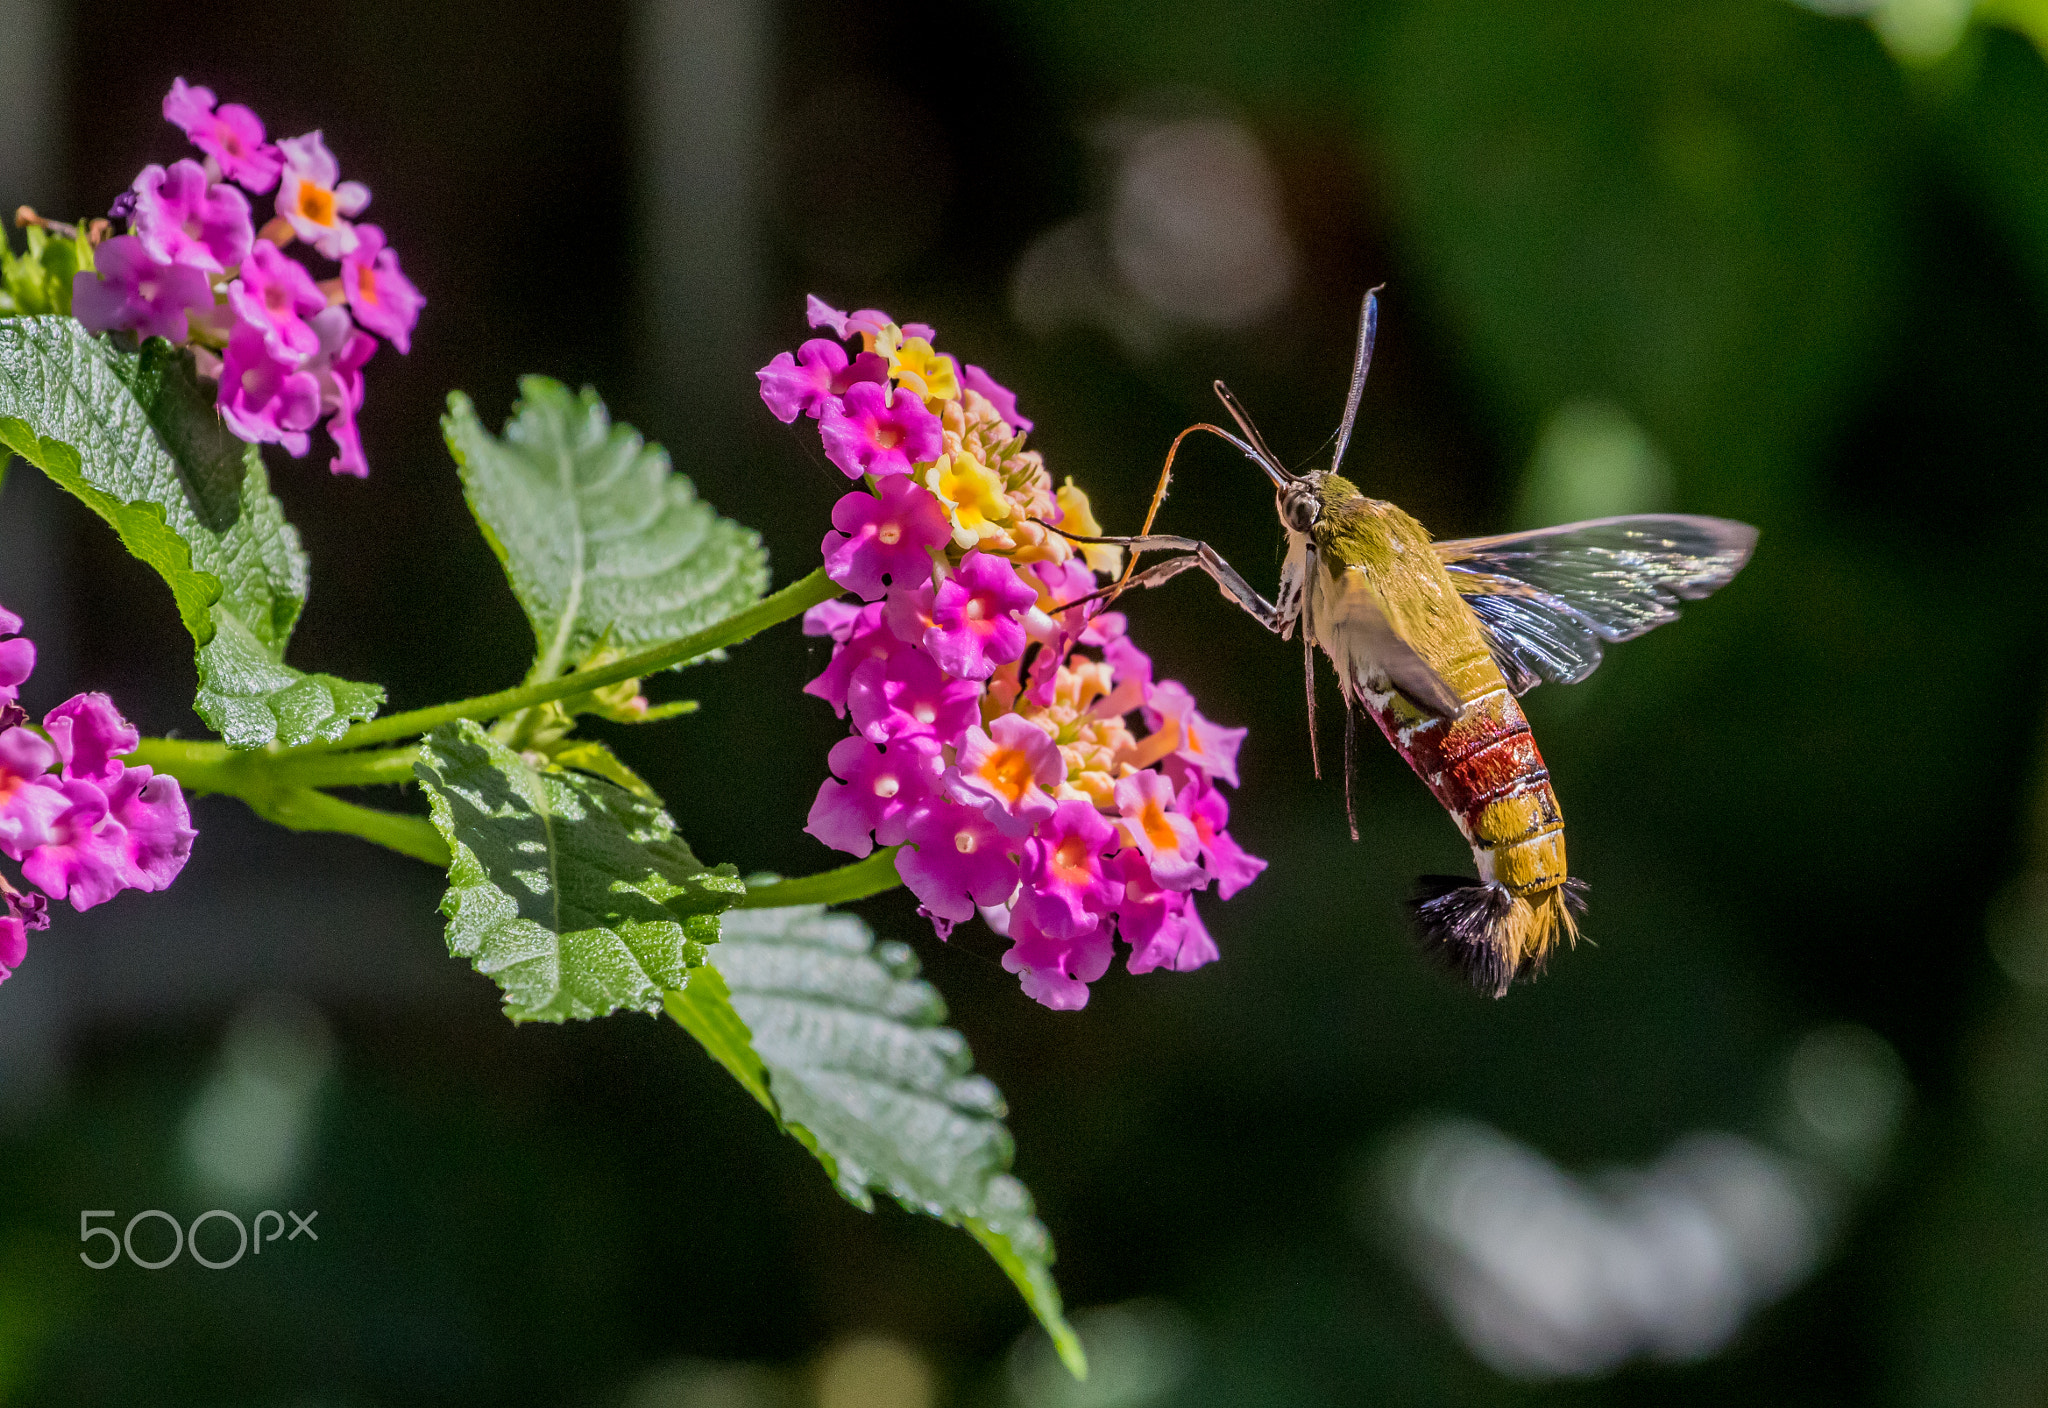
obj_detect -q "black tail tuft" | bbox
[1408,875,1516,998]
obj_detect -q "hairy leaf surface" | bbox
[0,317,382,746]
[415,720,745,1023]
[667,905,1084,1374]
[443,377,769,681]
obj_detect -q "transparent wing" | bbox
[1435,514,1757,691]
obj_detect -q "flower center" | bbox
[1140,801,1178,852]
[877,523,901,546]
[357,266,379,304]
[873,774,900,799]
[242,368,264,396]
[954,830,978,854]
[138,278,160,301]
[297,182,335,226]
[912,704,936,724]
[965,598,985,620]
[1052,834,1092,882]
[980,747,1034,804]
[266,285,289,312]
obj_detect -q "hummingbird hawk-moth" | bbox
[1054,291,1757,996]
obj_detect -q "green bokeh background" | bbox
[4,0,2048,1401]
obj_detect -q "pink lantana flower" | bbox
[882,580,938,645]
[802,599,865,645]
[228,239,329,359]
[70,236,214,343]
[0,886,44,985]
[818,380,943,480]
[925,551,1036,681]
[20,778,126,911]
[0,729,64,858]
[758,338,887,423]
[131,160,253,275]
[1001,910,1115,1011]
[962,364,1032,433]
[949,715,1062,839]
[1113,771,1203,892]
[896,800,1022,924]
[340,224,424,354]
[804,734,942,857]
[806,296,895,342]
[300,306,379,478]
[1118,852,1219,976]
[163,78,281,192]
[219,322,322,455]
[1012,800,1125,940]
[44,694,140,789]
[0,610,32,707]
[820,478,951,602]
[100,768,196,894]
[802,604,906,717]
[847,651,981,748]
[1143,680,1249,787]
[274,132,370,257]
[1177,771,1267,900]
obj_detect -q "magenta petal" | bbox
[818,380,944,480]
[44,693,139,788]
[1012,800,1124,940]
[1125,891,1219,975]
[340,224,423,354]
[1001,910,1114,1011]
[896,800,1021,922]
[20,777,125,910]
[103,767,195,893]
[962,364,1033,432]
[846,651,981,747]
[820,478,952,602]
[0,636,34,702]
[803,733,941,856]
[924,551,1037,681]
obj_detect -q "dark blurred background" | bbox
[4,0,2048,1402]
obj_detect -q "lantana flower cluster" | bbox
[71,78,423,477]
[0,604,196,986]
[761,297,1264,1009]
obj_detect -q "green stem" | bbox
[133,734,905,906]
[734,848,905,908]
[129,738,449,866]
[248,788,451,866]
[318,568,840,752]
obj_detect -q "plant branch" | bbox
[129,738,449,866]
[316,567,841,752]
[735,847,905,908]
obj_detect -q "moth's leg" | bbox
[1305,626,1321,780]
[1343,694,1361,842]
[1048,528,1293,634]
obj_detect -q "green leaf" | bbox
[666,905,1085,1377]
[443,377,770,683]
[0,317,383,747]
[0,223,92,318]
[414,719,746,1023]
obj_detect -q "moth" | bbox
[1055,292,1756,996]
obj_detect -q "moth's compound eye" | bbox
[1282,486,1319,533]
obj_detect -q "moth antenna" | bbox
[1212,381,1294,484]
[1329,286,1382,479]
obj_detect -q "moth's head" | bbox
[1278,473,1322,534]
